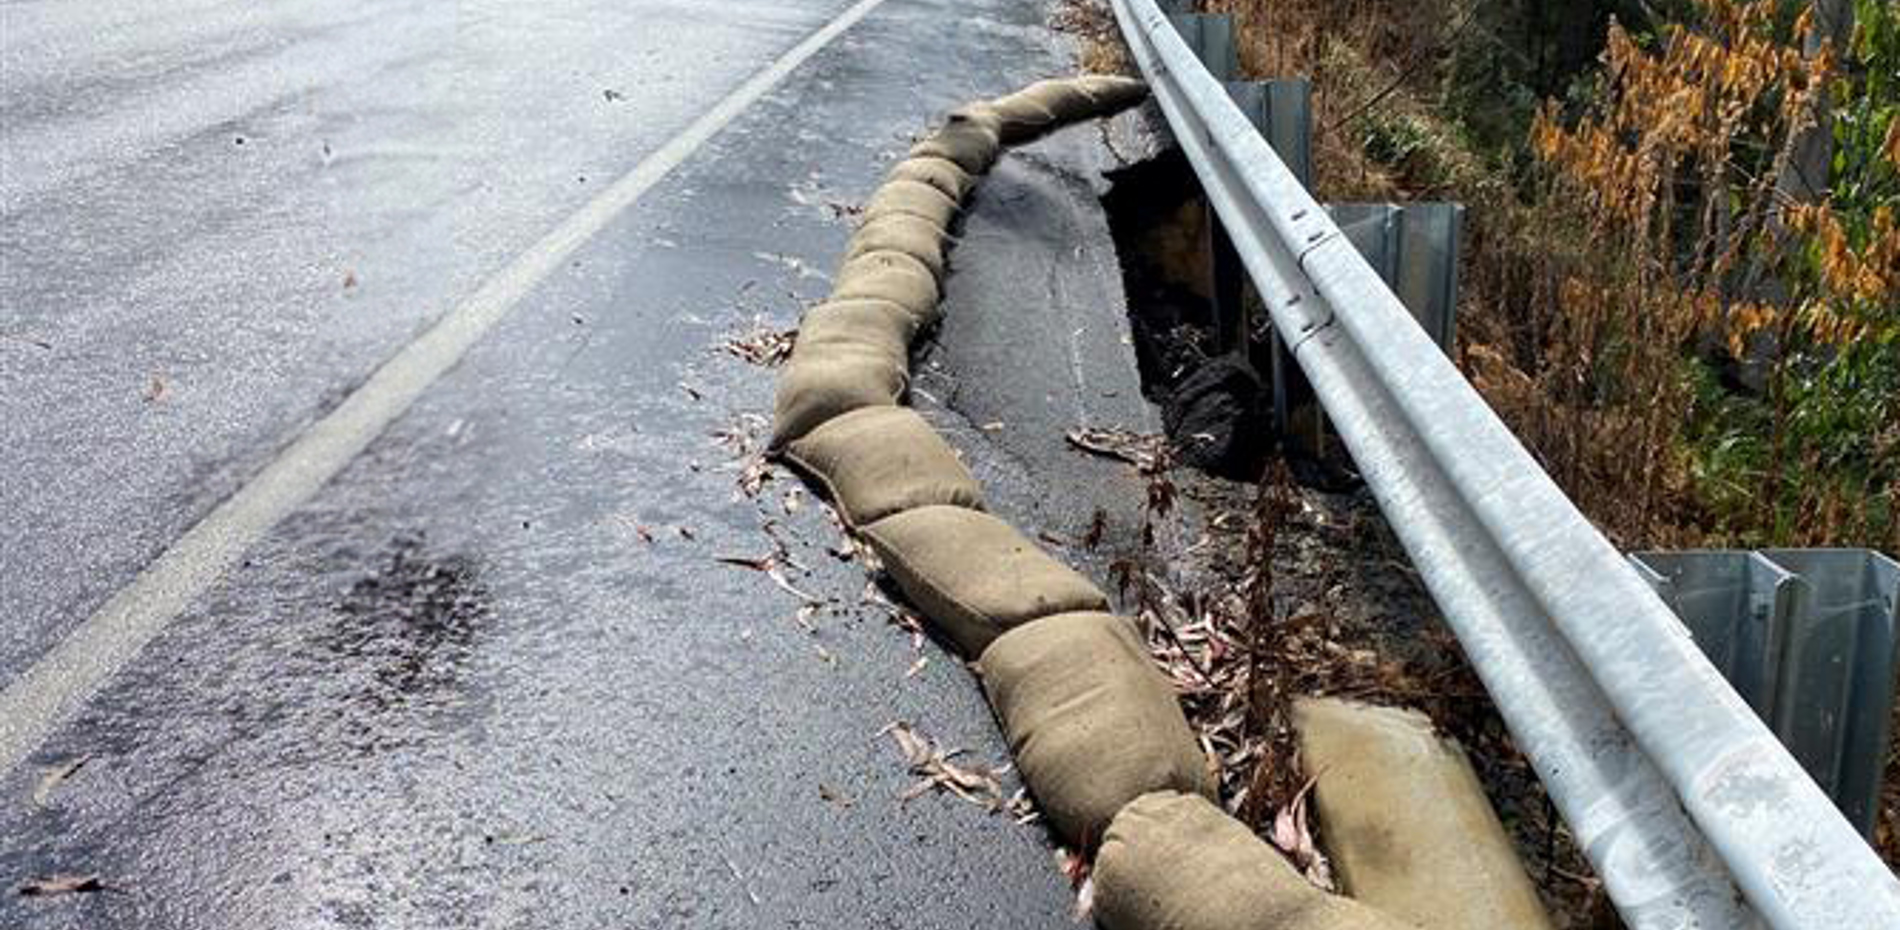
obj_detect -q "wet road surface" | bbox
[1,0,1158,926]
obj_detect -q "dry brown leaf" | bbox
[17,874,102,897]
[721,317,796,367]
[1055,847,1093,921]
[715,554,774,572]
[1065,426,1166,471]
[880,722,1009,812]
[1269,772,1334,890]
[31,755,89,808]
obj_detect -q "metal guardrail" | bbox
[1106,1,1900,928]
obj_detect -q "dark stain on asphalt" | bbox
[318,533,489,723]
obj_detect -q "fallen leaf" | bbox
[765,563,821,604]
[1072,876,1096,923]
[818,783,854,808]
[32,755,89,807]
[881,722,1009,811]
[1055,845,1093,920]
[0,331,53,350]
[1269,772,1334,890]
[18,874,102,897]
[1065,426,1166,471]
[794,603,820,633]
[720,317,796,367]
[143,374,169,403]
[716,554,774,572]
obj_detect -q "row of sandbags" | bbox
[769,76,1411,930]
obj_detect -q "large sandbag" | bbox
[989,75,1148,144]
[885,156,975,203]
[844,214,948,279]
[861,179,960,230]
[908,116,1002,175]
[1094,791,1420,930]
[977,612,1212,847]
[861,506,1109,656]
[988,82,1063,144]
[794,298,916,364]
[1293,698,1554,930]
[771,342,907,447]
[832,250,941,328]
[782,406,983,527]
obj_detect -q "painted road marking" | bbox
[0,0,893,773]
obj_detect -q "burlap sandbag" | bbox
[989,75,1149,144]
[771,342,907,447]
[861,506,1109,656]
[844,214,948,279]
[908,117,1002,175]
[886,156,974,202]
[862,179,960,230]
[1293,698,1554,930]
[1094,791,1420,930]
[794,298,916,363]
[977,612,1212,847]
[782,406,984,527]
[832,250,941,327]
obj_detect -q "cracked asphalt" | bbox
[1,0,1164,927]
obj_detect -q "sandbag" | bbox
[1293,698,1554,930]
[861,506,1109,656]
[977,612,1212,847]
[794,298,916,363]
[861,179,960,230]
[988,82,1063,144]
[771,342,907,446]
[832,250,941,327]
[1072,74,1150,113]
[782,406,984,527]
[885,156,975,203]
[989,75,1149,144]
[1094,791,1420,930]
[908,117,1002,175]
[844,214,948,279]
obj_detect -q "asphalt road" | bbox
[0,0,1168,927]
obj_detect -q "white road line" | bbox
[0,0,892,774]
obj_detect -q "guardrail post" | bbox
[1164,13,1238,79]
[1220,79,1312,356]
[1274,203,1464,450]
[1325,203,1462,354]
[1631,548,1900,837]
